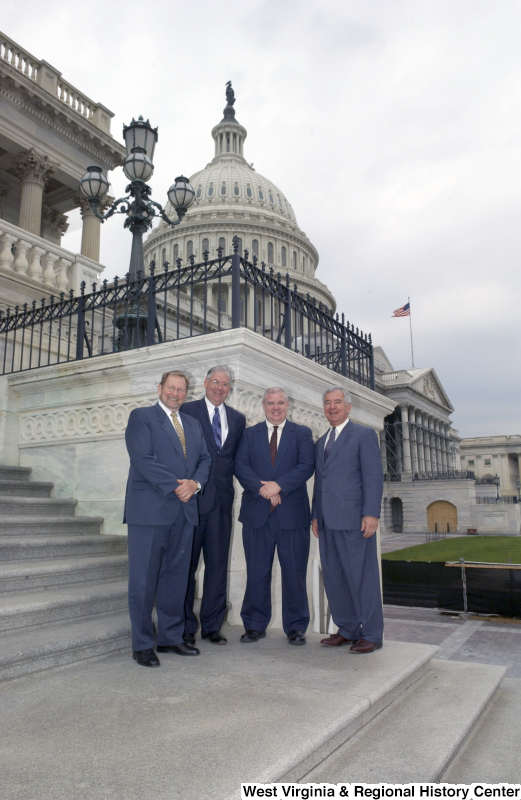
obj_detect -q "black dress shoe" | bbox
[133,649,160,667]
[288,630,306,646]
[202,631,227,645]
[240,629,266,643]
[157,642,200,656]
[183,633,196,646]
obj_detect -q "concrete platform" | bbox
[0,630,502,799]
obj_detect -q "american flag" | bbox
[392,302,410,318]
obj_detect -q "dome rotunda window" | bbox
[174,244,179,261]
[221,184,227,195]
[234,184,239,196]
[267,242,274,263]
[196,188,202,199]
[187,240,194,258]
[208,185,214,197]
[258,189,264,201]
[292,251,297,269]
[219,237,226,252]
[202,238,209,255]
[252,239,259,257]
[269,193,274,204]
[281,246,287,267]
[278,197,283,208]
[246,186,252,198]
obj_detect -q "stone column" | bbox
[416,411,425,472]
[409,406,418,472]
[400,403,412,472]
[434,419,442,472]
[13,150,57,236]
[74,195,113,263]
[423,416,432,472]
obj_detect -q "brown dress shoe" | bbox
[349,639,382,654]
[320,633,352,647]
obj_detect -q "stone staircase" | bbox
[0,464,131,682]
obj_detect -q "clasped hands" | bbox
[259,480,282,507]
[175,479,198,503]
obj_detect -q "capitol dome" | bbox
[144,84,335,312]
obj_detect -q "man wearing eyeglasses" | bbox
[181,366,246,645]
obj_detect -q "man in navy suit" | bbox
[124,370,211,667]
[234,388,315,645]
[312,386,384,654]
[181,365,246,645]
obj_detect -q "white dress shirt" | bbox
[266,418,286,446]
[325,418,349,447]
[205,396,229,446]
[158,399,184,428]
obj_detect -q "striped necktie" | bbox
[212,406,222,450]
[323,428,336,462]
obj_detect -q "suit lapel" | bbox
[257,423,273,473]
[325,422,354,466]
[196,398,219,455]
[156,403,186,461]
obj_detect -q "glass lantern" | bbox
[79,166,110,199]
[167,176,195,210]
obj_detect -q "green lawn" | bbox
[382,536,521,563]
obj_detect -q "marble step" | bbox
[0,465,31,481]
[0,496,77,516]
[0,579,128,632]
[0,479,54,497]
[0,516,103,537]
[0,534,127,561]
[0,610,131,682]
[0,554,128,593]
[297,658,506,784]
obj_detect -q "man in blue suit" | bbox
[124,370,211,668]
[312,386,384,654]
[234,387,315,645]
[181,366,246,645]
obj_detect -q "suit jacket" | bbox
[124,403,211,527]
[312,421,383,531]
[234,420,315,530]
[181,397,246,515]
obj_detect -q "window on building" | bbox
[468,460,475,467]
[219,237,225,252]
[252,239,259,257]
[484,459,491,466]
[162,248,167,266]
[187,240,193,258]
[281,246,286,267]
[258,189,264,201]
[269,193,274,204]
[234,184,239,196]
[246,186,252,198]
[235,237,242,254]
[173,244,179,261]
[196,187,202,198]
[292,251,297,269]
[278,197,283,209]
[221,184,227,195]
[267,242,274,263]
[208,185,214,196]
[202,238,209,255]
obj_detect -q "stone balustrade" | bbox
[0,218,105,300]
[0,32,111,133]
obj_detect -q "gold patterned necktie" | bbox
[171,412,186,458]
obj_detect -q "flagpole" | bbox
[408,296,415,368]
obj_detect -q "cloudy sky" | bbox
[4,0,520,438]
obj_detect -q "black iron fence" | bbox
[413,470,476,481]
[0,239,374,388]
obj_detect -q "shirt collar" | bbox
[205,396,224,416]
[266,418,287,432]
[330,418,349,437]
[158,399,180,418]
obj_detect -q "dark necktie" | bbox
[270,426,279,466]
[212,406,222,450]
[323,427,336,461]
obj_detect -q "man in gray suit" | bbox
[312,386,384,653]
[124,370,211,668]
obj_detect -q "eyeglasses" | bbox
[209,380,230,389]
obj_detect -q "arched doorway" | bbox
[391,498,403,533]
[427,501,458,533]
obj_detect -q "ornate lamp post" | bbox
[79,117,195,348]
[79,116,195,281]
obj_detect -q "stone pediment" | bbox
[410,368,453,411]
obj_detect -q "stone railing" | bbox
[0,31,112,133]
[380,372,399,381]
[0,218,105,300]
